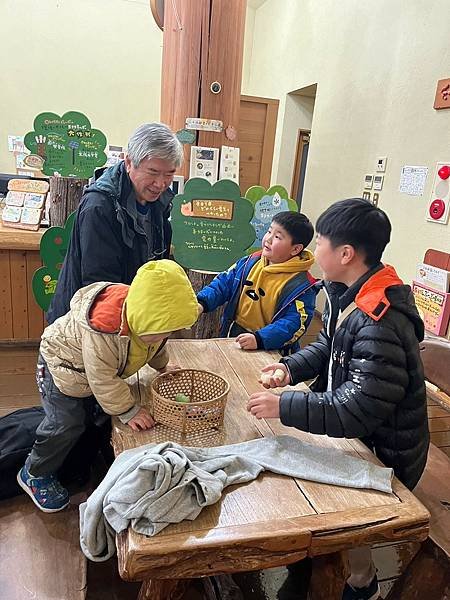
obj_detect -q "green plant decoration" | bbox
[171,178,255,272]
[32,211,76,311]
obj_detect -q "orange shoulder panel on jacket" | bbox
[355,265,404,321]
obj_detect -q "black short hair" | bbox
[316,198,391,266]
[271,211,314,249]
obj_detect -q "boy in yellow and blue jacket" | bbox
[18,260,198,513]
[197,211,317,355]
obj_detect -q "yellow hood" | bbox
[263,249,315,273]
[125,260,198,336]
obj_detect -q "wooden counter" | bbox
[0,223,45,342]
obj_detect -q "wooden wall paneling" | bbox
[26,251,44,339]
[0,250,13,339]
[197,0,246,149]
[10,250,28,339]
[160,0,210,178]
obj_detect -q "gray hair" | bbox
[127,122,183,168]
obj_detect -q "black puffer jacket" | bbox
[280,264,429,490]
[47,161,173,324]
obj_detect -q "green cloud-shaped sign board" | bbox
[32,212,76,311]
[246,185,298,253]
[24,111,107,178]
[171,178,255,272]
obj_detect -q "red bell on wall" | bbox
[437,165,450,180]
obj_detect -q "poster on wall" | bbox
[171,178,255,272]
[189,146,219,184]
[399,166,428,196]
[24,111,107,178]
[219,145,240,183]
[412,281,450,336]
[245,185,298,253]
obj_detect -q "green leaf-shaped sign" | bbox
[32,212,76,311]
[245,185,298,253]
[24,111,107,178]
[171,178,255,272]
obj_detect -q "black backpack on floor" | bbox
[0,406,113,500]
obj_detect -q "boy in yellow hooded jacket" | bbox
[18,260,199,512]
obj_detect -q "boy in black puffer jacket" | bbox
[247,198,429,600]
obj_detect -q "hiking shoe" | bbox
[342,575,380,600]
[17,465,69,512]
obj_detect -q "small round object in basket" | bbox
[151,369,230,434]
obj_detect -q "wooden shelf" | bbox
[0,222,45,251]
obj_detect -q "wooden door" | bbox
[238,95,279,193]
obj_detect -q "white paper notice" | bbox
[219,146,240,183]
[399,166,428,196]
[189,146,219,184]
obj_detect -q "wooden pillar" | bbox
[160,0,246,338]
[48,176,86,227]
[160,0,246,178]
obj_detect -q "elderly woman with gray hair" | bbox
[47,122,183,324]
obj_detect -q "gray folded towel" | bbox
[79,434,392,561]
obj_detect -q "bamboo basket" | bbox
[151,369,230,434]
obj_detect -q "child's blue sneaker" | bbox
[342,575,380,600]
[17,465,69,512]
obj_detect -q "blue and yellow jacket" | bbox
[197,251,317,354]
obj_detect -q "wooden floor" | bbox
[0,317,446,600]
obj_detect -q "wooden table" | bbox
[111,339,430,600]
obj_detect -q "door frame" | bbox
[291,129,311,202]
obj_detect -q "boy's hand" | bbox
[127,407,155,431]
[197,303,204,315]
[158,364,181,373]
[259,363,290,388]
[247,391,281,419]
[236,333,257,350]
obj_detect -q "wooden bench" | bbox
[0,491,87,600]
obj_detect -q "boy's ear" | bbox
[291,243,304,257]
[341,244,356,264]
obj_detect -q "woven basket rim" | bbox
[151,368,230,407]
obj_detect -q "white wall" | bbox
[0,0,163,173]
[277,92,315,190]
[243,0,450,283]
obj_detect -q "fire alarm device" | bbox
[426,162,450,224]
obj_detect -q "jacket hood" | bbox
[261,249,315,274]
[125,260,198,335]
[89,284,129,333]
[356,265,424,340]
[87,161,129,200]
